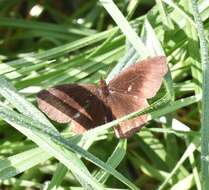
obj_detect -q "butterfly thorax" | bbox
[99,79,109,98]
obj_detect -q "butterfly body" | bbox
[37,56,168,138]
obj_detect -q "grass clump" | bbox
[0,1,208,190]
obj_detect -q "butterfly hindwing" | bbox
[107,92,149,138]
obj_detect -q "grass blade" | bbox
[192,1,209,189]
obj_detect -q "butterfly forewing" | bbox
[108,56,167,98]
[37,84,111,134]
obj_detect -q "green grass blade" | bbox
[47,163,68,190]
[0,148,50,180]
[192,1,209,190]
[0,77,54,129]
[94,139,127,183]
[158,137,200,190]
[80,94,200,142]
[99,0,148,58]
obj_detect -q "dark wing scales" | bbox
[107,92,148,138]
[108,56,167,98]
[37,84,111,134]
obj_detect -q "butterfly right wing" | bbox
[107,56,168,138]
[37,84,111,134]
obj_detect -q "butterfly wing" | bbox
[107,56,168,138]
[37,84,111,134]
[108,56,168,98]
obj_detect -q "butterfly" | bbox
[37,56,168,138]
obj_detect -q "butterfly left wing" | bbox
[37,84,111,134]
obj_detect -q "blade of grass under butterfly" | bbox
[80,94,201,142]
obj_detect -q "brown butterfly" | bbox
[37,56,168,138]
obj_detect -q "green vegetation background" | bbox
[0,0,208,190]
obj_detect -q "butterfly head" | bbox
[99,79,109,98]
